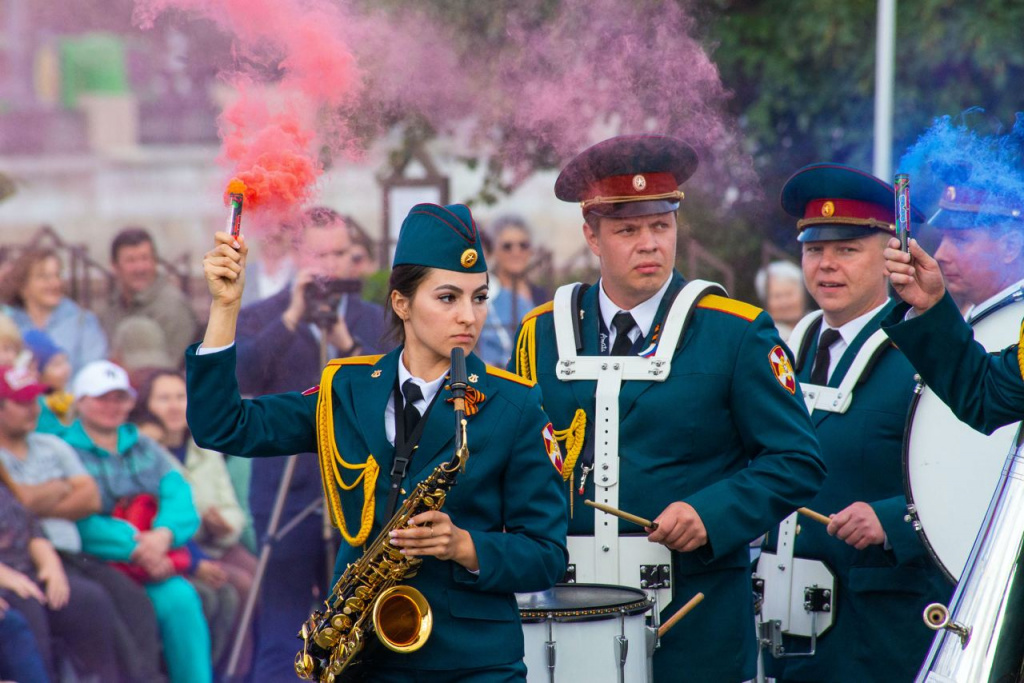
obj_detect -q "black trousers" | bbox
[59,551,167,683]
[4,571,118,681]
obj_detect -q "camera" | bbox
[302,277,363,328]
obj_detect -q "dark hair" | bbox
[128,367,190,443]
[111,227,155,263]
[584,212,602,232]
[304,206,344,228]
[0,247,61,308]
[384,265,433,345]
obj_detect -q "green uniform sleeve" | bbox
[185,343,319,457]
[452,385,568,593]
[871,495,928,565]
[76,515,141,561]
[882,293,1024,434]
[685,314,826,562]
[152,470,201,548]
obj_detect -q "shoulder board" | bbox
[521,301,553,323]
[485,365,536,387]
[326,354,384,367]
[696,294,762,322]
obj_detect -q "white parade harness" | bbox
[552,279,725,612]
[755,309,891,658]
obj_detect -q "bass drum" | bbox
[904,292,1024,583]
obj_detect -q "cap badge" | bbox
[632,174,647,192]
[945,186,957,201]
[371,369,382,378]
[468,373,479,383]
[821,201,835,218]
[460,249,479,269]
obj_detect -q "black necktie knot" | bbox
[809,328,841,385]
[402,379,424,404]
[610,312,637,356]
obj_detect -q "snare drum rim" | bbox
[518,583,654,623]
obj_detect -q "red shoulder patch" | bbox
[768,346,796,394]
[302,385,320,396]
[542,422,563,473]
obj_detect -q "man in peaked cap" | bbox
[761,164,951,682]
[884,171,1024,435]
[509,135,825,681]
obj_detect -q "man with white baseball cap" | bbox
[64,359,213,683]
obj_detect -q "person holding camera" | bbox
[233,207,386,681]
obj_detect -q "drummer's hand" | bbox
[827,502,885,550]
[204,231,248,309]
[647,502,707,552]
[391,510,480,572]
[883,237,946,315]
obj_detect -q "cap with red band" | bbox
[0,366,48,403]
[555,135,698,219]
[781,163,926,243]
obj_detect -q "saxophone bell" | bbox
[373,585,433,652]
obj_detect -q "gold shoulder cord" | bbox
[315,364,379,547]
[1018,318,1024,382]
[515,316,539,382]
[513,310,588,516]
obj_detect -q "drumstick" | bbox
[657,592,705,638]
[798,507,832,526]
[584,500,658,530]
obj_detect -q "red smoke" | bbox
[134,0,750,219]
[134,0,359,221]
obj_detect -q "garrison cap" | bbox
[781,163,926,243]
[930,183,1024,230]
[392,203,487,273]
[555,135,698,218]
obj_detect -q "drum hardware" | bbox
[755,512,837,659]
[639,565,671,591]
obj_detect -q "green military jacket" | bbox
[509,271,825,682]
[185,345,567,673]
[882,292,1024,434]
[764,302,952,682]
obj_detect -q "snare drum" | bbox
[904,293,1024,582]
[517,584,654,683]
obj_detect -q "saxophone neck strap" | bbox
[384,374,444,518]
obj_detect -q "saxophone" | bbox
[295,348,472,683]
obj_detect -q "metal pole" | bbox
[873,0,897,179]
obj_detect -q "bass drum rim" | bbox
[901,386,956,584]
[517,583,653,623]
[902,291,1024,585]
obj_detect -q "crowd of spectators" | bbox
[0,211,552,682]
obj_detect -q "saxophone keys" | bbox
[344,597,365,613]
[314,627,339,649]
[355,586,373,600]
[331,613,353,631]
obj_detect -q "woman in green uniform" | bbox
[185,202,567,682]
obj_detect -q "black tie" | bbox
[402,380,424,436]
[610,312,638,356]
[809,328,841,385]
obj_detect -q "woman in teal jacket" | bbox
[186,203,567,682]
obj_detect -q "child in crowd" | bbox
[0,314,22,367]
[21,330,74,434]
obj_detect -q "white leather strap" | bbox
[799,329,890,415]
[552,279,727,586]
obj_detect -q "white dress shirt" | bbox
[597,275,673,352]
[384,352,447,445]
[817,301,889,382]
